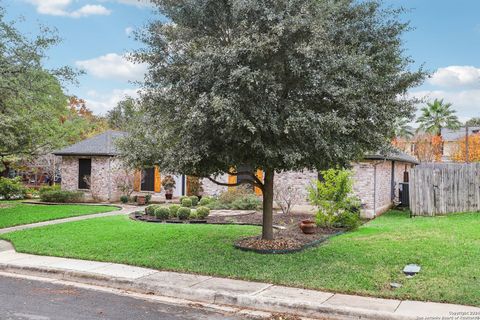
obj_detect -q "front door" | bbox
[141,168,155,191]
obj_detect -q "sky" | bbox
[3,0,480,122]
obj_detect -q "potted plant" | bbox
[299,219,316,234]
[188,177,204,200]
[161,175,176,200]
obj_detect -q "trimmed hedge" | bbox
[177,207,191,220]
[196,206,210,219]
[169,204,180,218]
[154,207,170,220]
[40,190,84,203]
[181,198,192,207]
[189,196,199,206]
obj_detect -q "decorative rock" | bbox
[403,264,421,276]
[390,282,402,289]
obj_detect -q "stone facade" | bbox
[61,156,129,202]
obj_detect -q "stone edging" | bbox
[234,231,345,254]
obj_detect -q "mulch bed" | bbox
[131,211,344,253]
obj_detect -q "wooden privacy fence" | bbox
[410,163,480,216]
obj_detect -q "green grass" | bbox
[0,201,118,228]
[1,210,479,306]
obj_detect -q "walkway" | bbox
[0,241,477,320]
[0,204,142,234]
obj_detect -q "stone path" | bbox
[0,240,477,320]
[0,204,142,234]
[209,210,256,217]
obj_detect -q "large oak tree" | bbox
[119,0,425,239]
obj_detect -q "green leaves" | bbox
[120,0,425,176]
[417,99,461,136]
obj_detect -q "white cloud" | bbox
[26,0,111,18]
[125,26,134,36]
[429,66,480,88]
[75,53,147,82]
[85,88,139,114]
[115,0,152,7]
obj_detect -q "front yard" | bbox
[1,209,479,306]
[0,201,118,228]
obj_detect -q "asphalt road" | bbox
[0,275,246,320]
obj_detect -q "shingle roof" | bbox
[441,127,480,141]
[364,150,419,165]
[53,130,127,156]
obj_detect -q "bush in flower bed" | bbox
[177,207,191,220]
[145,204,161,216]
[0,177,26,200]
[189,210,197,219]
[196,206,210,219]
[154,207,170,220]
[169,204,180,218]
[199,196,213,206]
[181,197,192,207]
[189,195,199,206]
[40,190,84,203]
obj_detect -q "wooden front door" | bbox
[141,167,155,191]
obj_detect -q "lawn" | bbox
[1,210,479,306]
[0,201,118,228]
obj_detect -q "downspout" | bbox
[391,160,395,202]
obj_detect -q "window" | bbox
[78,159,92,189]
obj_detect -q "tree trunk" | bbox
[262,168,274,240]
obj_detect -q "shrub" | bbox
[169,204,180,218]
[189,210,198,219]
[196,206,210,219]
[218,187,251,204]
[120,195,129,204]
[309,168,361,229]
[179,195,188,203]
[181,197,192,207]
[0,177,26,200]
[177,207,191,220]
[40,190,84,203]
[145,204,160,216]
[333,211,361,231]
[189,195,199,206]
[154,207,170,220]
[199,196,213,206]
[39,185,60,194]
[231,195,261,210]
[145,194,152,204]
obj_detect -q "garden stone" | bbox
[403,264,421,276]
[390,282,402,289]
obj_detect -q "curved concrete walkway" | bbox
[0,204,143,235]
[0,240,477,320]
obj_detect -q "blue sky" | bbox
[4,0,480,122]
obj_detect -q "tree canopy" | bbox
[0,6,77,160]
[466,117,480,127]
[119,0,425,239]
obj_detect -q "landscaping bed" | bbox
[131,209,344,252]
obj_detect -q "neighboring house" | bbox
[400,127,480,162]
[54,130,418,219]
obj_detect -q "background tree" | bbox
[453,133,480,162]
[107,97,139,131]
[119,0,425,239]
[465,117,480,127]
[0,6,78,172]
[416,99,460,136]
[413,134,443,162]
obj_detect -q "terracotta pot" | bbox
[137,195,146,205]
[165,193,173,200]
[299,219,316,234]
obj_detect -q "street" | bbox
[0,275,246,320]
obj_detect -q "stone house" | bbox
[54,130,418,218]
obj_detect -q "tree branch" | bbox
[207,176,263,190]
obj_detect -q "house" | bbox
[54,130,419,219]
[441,127,480,162]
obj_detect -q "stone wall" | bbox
[61,156,132,202]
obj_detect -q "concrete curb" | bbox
[0,263,413,320]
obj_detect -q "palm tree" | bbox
[393,117,414,139]
[416,99,461,136]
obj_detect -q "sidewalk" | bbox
[0,204,142,234]
[0,241,477,320]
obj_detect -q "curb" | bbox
[0,263,414,320]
